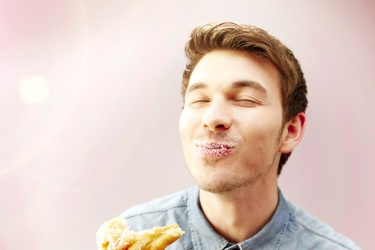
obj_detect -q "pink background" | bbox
[0,0,374,249]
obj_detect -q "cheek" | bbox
[179,111,190,141]
[240,121,282,153]
[179,109,200,137]
[179,110,196,155]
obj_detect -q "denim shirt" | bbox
[122,186,359,250]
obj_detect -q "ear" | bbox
[279,112,306,154]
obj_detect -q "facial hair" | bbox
[191,126,283,194]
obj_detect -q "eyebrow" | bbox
[186,82,207,93]
[232,80,267,94]
[186,80,267,95]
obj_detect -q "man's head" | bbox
[181,22,307,175]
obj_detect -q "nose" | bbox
[201,98,232,132]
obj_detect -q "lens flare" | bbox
[18,75,50,104]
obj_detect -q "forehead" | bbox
[188,50,281,95]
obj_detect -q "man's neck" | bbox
[199,180,278,243]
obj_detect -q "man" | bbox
[122,23,359,249]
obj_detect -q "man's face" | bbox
[179,50,286,193]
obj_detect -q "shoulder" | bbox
[124,187,192,218]
[121,187,195,231]
[285,200,360,250]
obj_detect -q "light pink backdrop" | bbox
[0,0,374,249]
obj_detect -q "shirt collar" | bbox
[187,186,291,250]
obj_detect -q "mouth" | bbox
[195,142,235,157]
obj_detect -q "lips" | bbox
[196,142,235,157]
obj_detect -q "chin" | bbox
[199,184,237,194]
[193,171,249,194]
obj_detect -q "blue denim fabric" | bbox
[122,186,360,250]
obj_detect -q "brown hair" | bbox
[182,22,308,174]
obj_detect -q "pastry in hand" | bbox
[96,216,184,250]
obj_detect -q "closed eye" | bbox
[236,99,256,102]
[188,99,210,107]
[190,99,210,104]
[234,98,260,106]
[193,99,209,103]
